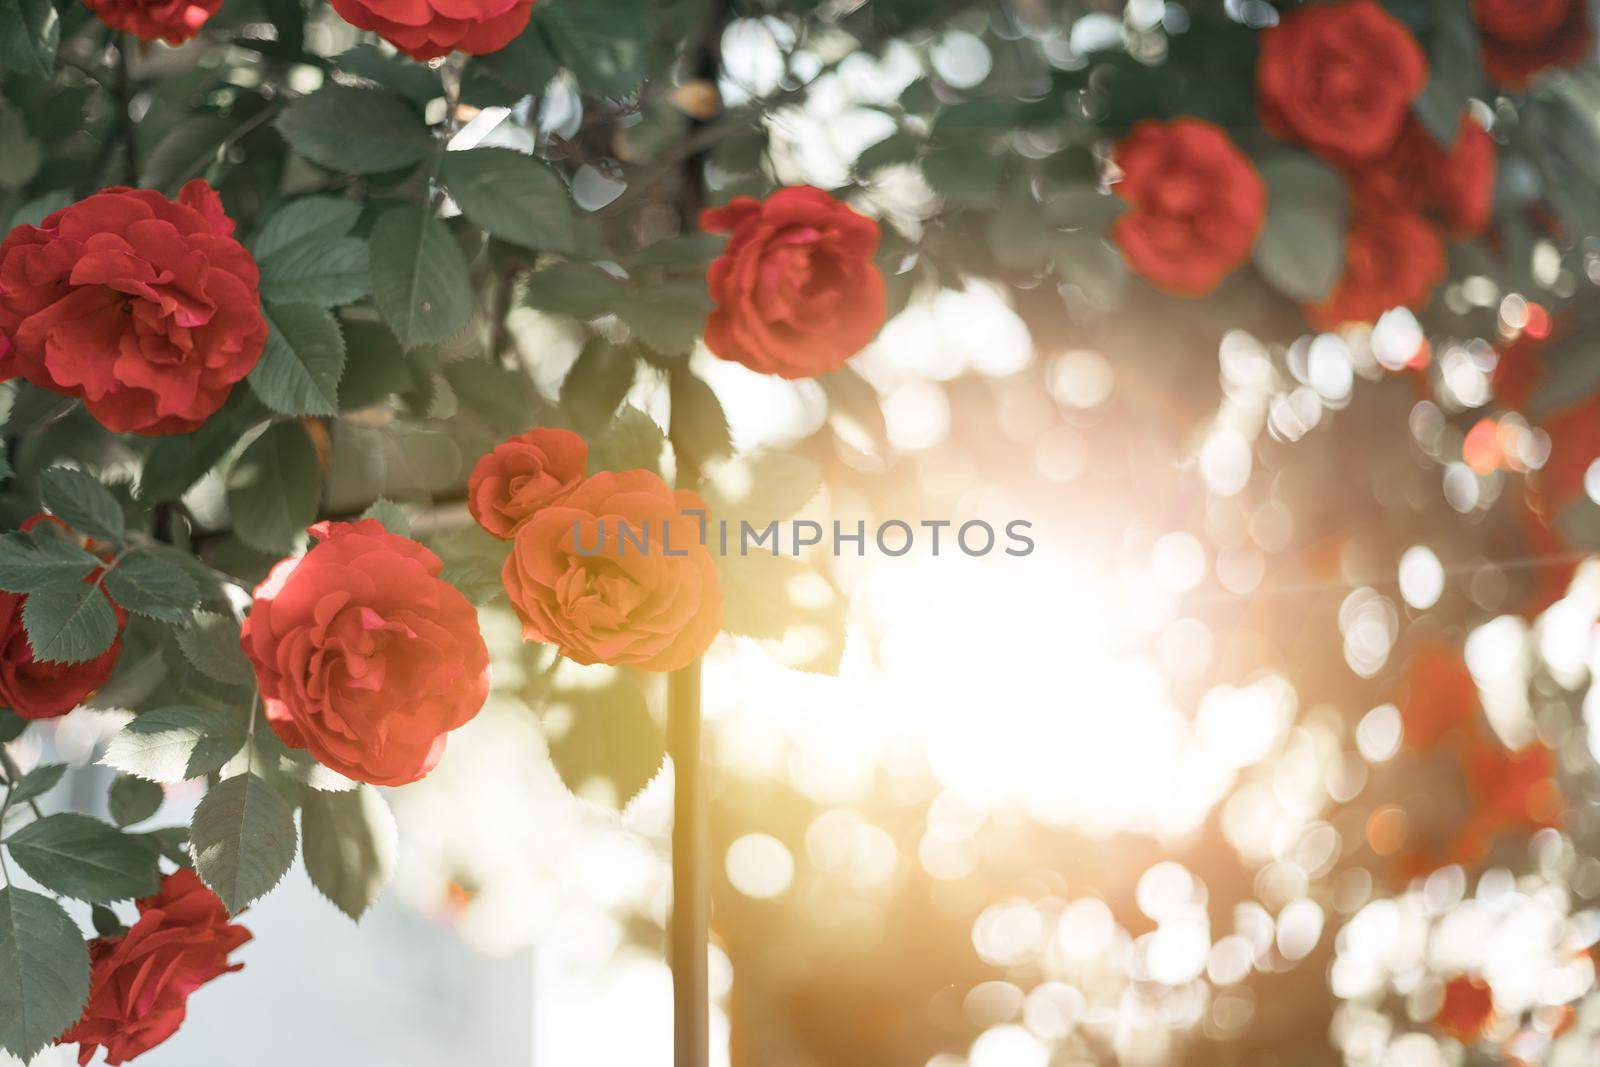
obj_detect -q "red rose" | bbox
[1534,397,1600,513]
[328,0,536,61]
[1110,118,1266,296]
[502,469,722,672]
[241,520,490,786]
[1304,206,1445,329]
[1475,0,1592,89]
[1350,115,1497,238]
[81,0,221,43]
[0,516,124,721]
[61,869,251,1067]
[1434,975,1495,1044]
[701,186,885,379]
[1462,740,1563,831]
[1398,644,1479,750]
[0,180,266,436]
[1257,0,1429,162]
[467,427,588,540]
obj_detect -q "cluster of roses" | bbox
[1110,0,1590,329]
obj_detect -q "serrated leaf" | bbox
[0,887,89,1062]
[89,904,125,939]
[0,530,100,594]
[442,147,576,252]
[702,450,822,522]
[0,0,59,80]
[274,86,433,174]
[522,262,625,318]
[587,406,667,475]
[616,284,712,355]
[369,206,473,349]
[190,772,297,914]
[102,705,250,782]
[249,304,346,417]
[39,467,124,542]
[359,498,411,537]
[21,580,118,665]
[104,550,200,623]
[250,196,362,259]
[259,238,370,308]
[300,785,396,921]
[544,673,664,809]
[8,762,64,806]
[225,422,323,555]
[561,337,638,432]
[138,392,267,503]
[668,368,731,473]
[1254,153,1347,303]
[5,814,160,903]
[178,612,253,686]
[141,114,236,195]
[108,775,164,827]
[714,551,846,674]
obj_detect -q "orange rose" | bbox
[466,427,588,540]
[501,470,722,671]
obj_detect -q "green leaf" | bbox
[225,422,323,555]
[442,147,576,252]
[0,106,40,190]
[0,530,100,594]
[177,612,253,686]
[522,263,625,318]
[668,368,732,473]
[108,775,164,827]
[249,304,347,417]
[103,704,251,783]
[359,498,412,537]
[189,772,297,914]
[615,283,712,355]
[714,551,847,674]
[138,392,267,503]
[702,450,822,522]
[141,114,236,194]
[252,196,363,260]
[561,337,638,432]
[544,672,663,809]
[5,814,160,903]
[39,466,124,542]
[2,189,67,233]
[8,763,64,806]
[274,85,433,174]
[21,581,118,665]
[0,710,23,744]
[923,145,1003,207]
[89,904,125,939]
[587,406,666,475]
[104,549,200,623]
[335,43,441,105]
[254,197,370,308]
[369,206,473,349]
[300,785,397,921]
[0,886,89,1062]
[0,0,58,80]
[633,234,724,273]
[1254,153,1347,303]
[338,319,415,410]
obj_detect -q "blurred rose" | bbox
[1304,207,1444,328]
[1434,974,1495,1044]
[83,0,221,43]
[1398,644,1479,750]
[1461,740,1563,833]
[702,186,885,379]
[329,0,536,62]
[467,427,588,540]
[1110,118,1266,296]
[1474,0,1592,89]
[502,469,722,671]
[242,521,490,786]
[1349,114,1496,238]
[62,869,251,1066]
[1257,0,1428,162]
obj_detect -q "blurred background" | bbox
[9,0,1600,1064]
